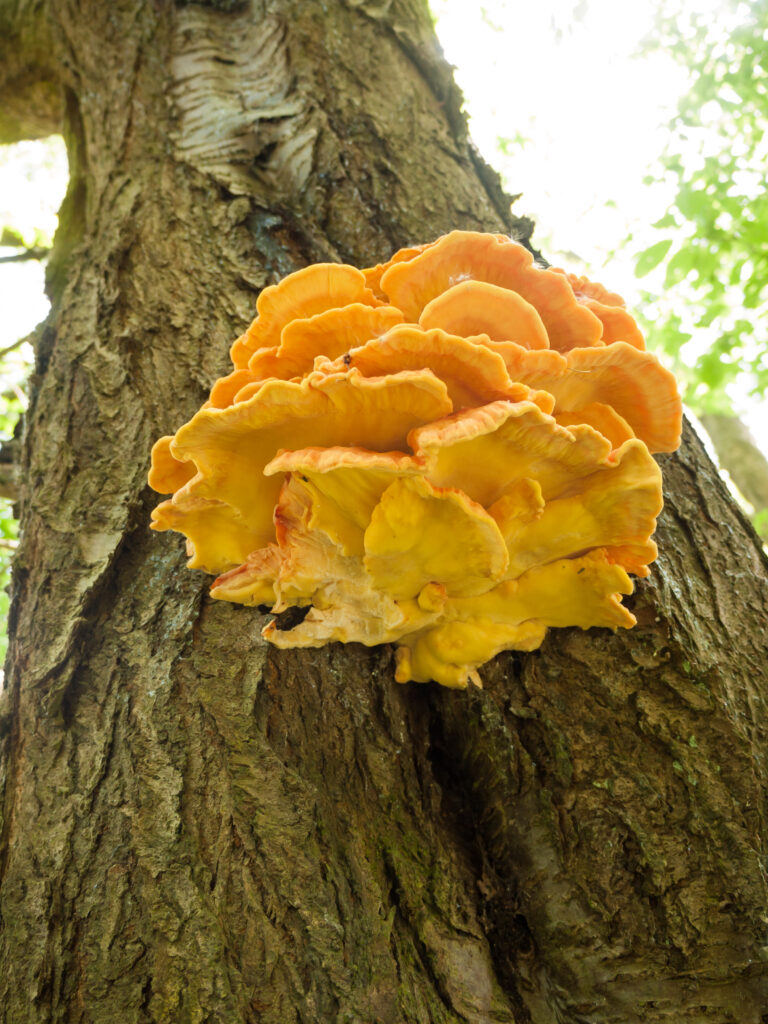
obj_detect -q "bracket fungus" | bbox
[149,230,682,688]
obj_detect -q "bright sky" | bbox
[0,138,67,398]
[431,0,687,283]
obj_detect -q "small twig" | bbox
[0,333,34,362]
[0,246,51,264]
[0,538,18,550]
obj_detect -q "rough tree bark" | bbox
[700,413,768,542]
[1,2,767,1022]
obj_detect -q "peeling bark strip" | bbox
[171,10,315,196]
[1,0,768,1022]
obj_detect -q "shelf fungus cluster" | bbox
[149,231,682,688]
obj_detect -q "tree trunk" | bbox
[1,2,767,1022]
[699,412,768,542]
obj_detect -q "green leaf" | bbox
[663,246,699,288]
[752,508,768,542]
[635,239,674,278]
[651,213,678,230]
[0,226,26,247]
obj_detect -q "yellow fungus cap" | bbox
[553,269,646,350]
[379,230,603,351]
[364,476,509,599]
[247,303,405,383]
[149,231,682,688]
[336,324,532,410]
[395,549,634,688]
[554,403,635,449]
[230,263,381,368]
[149,368,452,566]
[418,279,550,349]
[469,339,682,454]
[488,440,663,579]
[409,400,614,507]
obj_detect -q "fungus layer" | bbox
[149,231,682,688]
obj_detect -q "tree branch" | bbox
[0,2,62,144]
[700,412,768,540]
[0,245,51,264]
[0,330,35,362]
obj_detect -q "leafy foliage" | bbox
[634,0,768,412]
